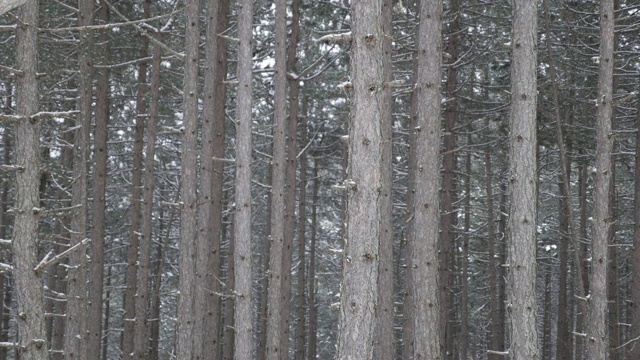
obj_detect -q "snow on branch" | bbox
[316,32,352,44]
[34,238,91,274]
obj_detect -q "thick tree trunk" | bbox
[406,0,443,357]
[13,1,47,359]
[336,0,391,357]
[233,0,254,357]
[505,0,539,359]
[585,0,614,358]
[175,0,200,357]
[87,3,110,355]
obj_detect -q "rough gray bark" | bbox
[505,0,539,359]
[194,0,223,357]
[294,90,306,360]
[265,0,290,355]
[406,0,443,357]
[13,1,48,359]
[133,31,162,359]
[122,2,150,357]
[631,77,640,360]
[306,152,319,360]
[175,0,200,357]
[87,2,110,355]
[64,1,93,358]
[375,0,394,358]
[585,0,614,358]
[335,0,391,357]
[233,0,254,356]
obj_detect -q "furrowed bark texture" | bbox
[407,0,443,357]
[336,0,390,358]
[233,0,254,357]
[586,0,614,358]
[506,0,539,359]
[13,1,48,358]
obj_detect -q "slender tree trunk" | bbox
[585,0,614,358]
[485,117,501,359]
[65,1,93,359]
[265,0,291,355]
[374,1,394,359]
[222,217,235,360]
[13,1,47,358]
[406,0,443,357]
[87,3,110,356]
[306,153,319,360]
[133,30,162,359]
[122,2,150,357]
[441,1,461,356]
[0,121,10,360]
[459,131,471,360]
[234,0,254,356]
[505,0,539,358]
[630,76,640,360]
[542,270,553,359]
[576,160,589,360]
[101,266,111,359]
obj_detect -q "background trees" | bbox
[0,0,639,359]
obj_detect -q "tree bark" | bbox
[233,0,254,356]
[64,1,93,358]
[133,30,162,359]
[13,1,48,358]
[630,76,640,360]
[194,0,224,357]
[175,0,200,357]
[306,153,319,360]
[87,3,110,356]
[122,2,150,357]
[585,0,614,358]
[335,0,391,357]
[505,0,539,359]
[406,0,443,357]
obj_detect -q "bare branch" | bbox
[316,31,352,44]
[0,0,27,16]
[34,238,91,273]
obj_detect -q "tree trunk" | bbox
[122,2,150,357]
[306,153,319,360]
[0,120,10,360]
[87,3,110,355]
[175,0,200,357]
[506,0,539,358]
[335,0,391,357]
[585,0,614,358]
[133,30,162,359]
[630,76,640,360]
[233,0,254,356]
[13,1,47,358]
[459,131,471,360]
[64,1,93,359]
[406,0,443,357]
[265,0,291,355]
[194,0,224,356]
[441,0,461,356]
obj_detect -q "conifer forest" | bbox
[0,0,639,359]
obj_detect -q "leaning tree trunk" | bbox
[505,0,539,359]
[13,1,48,359]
